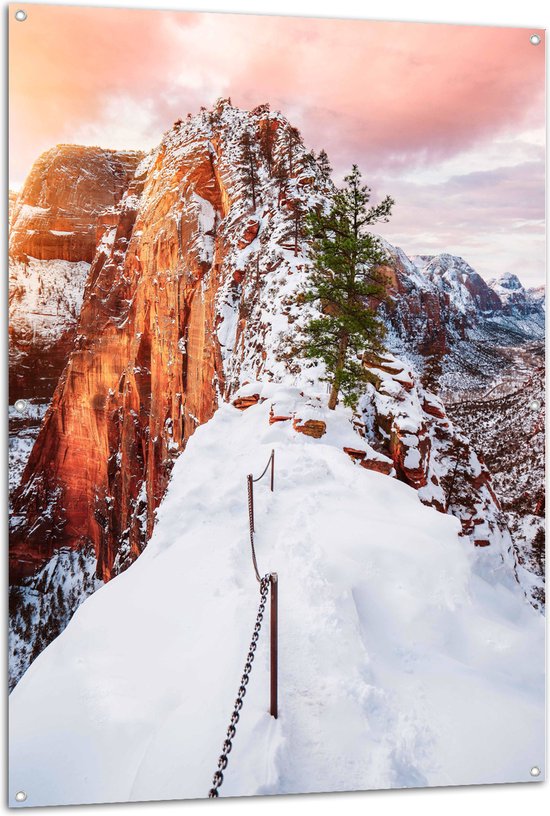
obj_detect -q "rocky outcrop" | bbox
[9,146,143,264]
[10,102,331,586]
[8,189,18,226]
[233,393,260,410]
[9,147,143,403]
[293,418,327,438]
[343,447,394,474]
[359,353,514,561]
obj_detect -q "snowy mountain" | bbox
[9,388,545,805]
[489,271,545,315]
[414,252,503,316]
[8,102,545,797]
[373,248,544,413]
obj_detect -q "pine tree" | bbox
[286,126,301,176]
[273,158,289,208]
[443,437,470,512]
[302,165,394,409]
[259,117,275,176]
[316,149,332,180]
[531,527,545,575]
[421,352,443,392]
[9,586,21,620]
[292,199,305,257]
[55,584,66,616]
[240,130,258,209]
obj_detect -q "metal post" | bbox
[269,572,278,718]
[247,474,254,533]
[270,450,275,492]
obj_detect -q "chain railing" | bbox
[208,575,270,798]
[247,449,274,538]
[208,450,278,798]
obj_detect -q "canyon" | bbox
[8,101,545,690]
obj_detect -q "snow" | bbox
[9,391,545,806]
[16,204,50,222]
[8,403,48,493]
[403,447,421,469]
[8,101,545,805]
[9,257,90,348]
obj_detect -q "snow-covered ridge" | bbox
[412,253,544,320]
[8,100,545,803]
[9,387,545,804]
[130,100,334,396]
[9,99,544,698]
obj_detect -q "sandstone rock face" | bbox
[9,147,143,403]
[360,457,394,476]
[9,146,143,264]
[10,102,332,584]
[9,258,91,402]
[293,418,327,438]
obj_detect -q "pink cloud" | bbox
[375,159,545,283]
[8,5,545,283]
[9,6,544,183]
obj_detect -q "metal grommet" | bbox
[530,766,541,777]
[530,399,541,411]
[15,9,27,21]
[15,792,27,802]
[14,399,28,413]
[530,34,541,45]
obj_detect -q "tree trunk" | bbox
[248,156,257,209]
[328,333,349,410]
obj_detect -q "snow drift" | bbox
[9,388,545,805]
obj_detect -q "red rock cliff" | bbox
[10,102,330,582]
[9,145,143,263]
[9,147,143,402]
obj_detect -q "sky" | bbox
[9,5,546,284]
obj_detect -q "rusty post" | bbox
[269,572,278,718]
[270,449,275,492]
[247,474,254,533]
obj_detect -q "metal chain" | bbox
[252,450,274,483]
[247,475,262,582]
[208,575,271,798]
